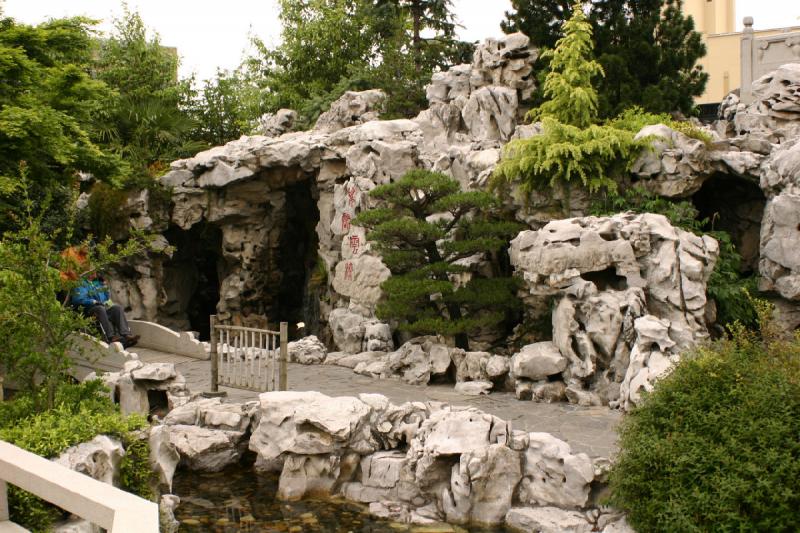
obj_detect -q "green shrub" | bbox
[86,182,129,239]
[609,306,800,532]
[0,381,152,531]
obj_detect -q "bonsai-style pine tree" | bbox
[354,170,521,350]
[533,1,603,128]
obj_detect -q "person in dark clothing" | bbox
[70,275,139,348]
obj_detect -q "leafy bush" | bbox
[86,182,129,240]
[0,381,152,531]
[590,186,757,329]
[609,304,800,532]
[492,118,644,199]
[608,106,712,145]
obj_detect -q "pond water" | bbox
[173,467,511,533]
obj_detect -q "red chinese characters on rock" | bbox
[347,186,357,207]
[341,213,351,233]
[344,261,354,281]
[349,235,360,255]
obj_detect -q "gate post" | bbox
[279,321,288,391]
[209,315,218,392]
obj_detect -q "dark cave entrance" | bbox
[692,174,765,273]
[273,180,320,336]
[162,222,224,340]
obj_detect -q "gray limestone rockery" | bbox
[154,391,632,532]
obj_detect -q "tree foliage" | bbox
[95,7,201,180]
[502,0,708,117]
[532,2,602,128]
[0,175,147,409]
[0,15,122,231]
[609,302,800,532]
[355,170,521,349]
[246,0,469,125]
[493,3,645,199]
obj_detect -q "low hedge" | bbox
[609,310,800,532]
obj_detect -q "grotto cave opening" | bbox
[273,179,321,338]
[692,173,766,273]
[162,221,224,340]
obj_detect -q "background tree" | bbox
[355,170,521,350]
[502,0,707,116]
[0,15,123,234]
[246,0,470,125]
[493,3,640,200]
[186,67,264,147]
[95,7,201,180]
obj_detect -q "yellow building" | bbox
[683,0,800,105]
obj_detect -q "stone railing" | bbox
[741,16,800,103]
[0,440,159,532]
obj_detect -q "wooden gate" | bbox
[209,316,288,393]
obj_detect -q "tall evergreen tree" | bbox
[502,0,707,116]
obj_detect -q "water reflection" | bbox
[173,466,509,533]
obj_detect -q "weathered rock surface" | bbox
[288,335,328,364]
[505,506,593,533]
[55,435,124,486]
[168,425,245,472]
[510,213,718,409]
[511,342,567,380]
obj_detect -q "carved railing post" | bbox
[741,16,755,104]
[209,314,218,393]
[279,321,288,391]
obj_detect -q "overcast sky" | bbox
[4,0,799,81]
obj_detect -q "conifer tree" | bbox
[533,2,603,128]
[503,0,707,116]
[493,3,647,200]
[354,170,521,350]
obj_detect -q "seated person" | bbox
[70,273,139,348]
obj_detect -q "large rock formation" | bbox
[510,213,718,409]
[159,390,620,529]
[99,33,538,349]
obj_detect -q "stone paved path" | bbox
[136,348,621,459]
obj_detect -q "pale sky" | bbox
[4,0,799,81]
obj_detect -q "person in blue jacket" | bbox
[71,274,139,347]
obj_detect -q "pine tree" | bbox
[503,0,707,116]
[493,3,648,201]
[354,170,521,350]
[533,2,603,128]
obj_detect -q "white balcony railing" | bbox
[0,440,158,532]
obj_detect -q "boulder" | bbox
[248,391,374,466]
[131,362,177,382]
[149,425,180,493]
[505,507,593,533]
[288,335,327,364]
[167,425,244,472]
[54,435,124,486]
[511,342,567,380]
[518,432,594,509]
[454,381,493,396]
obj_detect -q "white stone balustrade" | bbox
[0,440,158,533]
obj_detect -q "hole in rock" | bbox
[581,267,627,291]
[692,173,765,273]
[162,222,224,340]
[274,179,321,338]
[147,389,169,420]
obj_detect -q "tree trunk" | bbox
[424,241,470,350]
[411,0,422,73]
